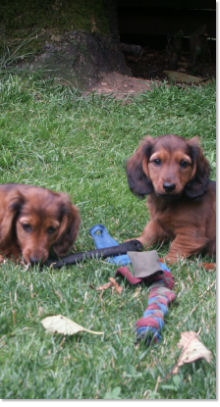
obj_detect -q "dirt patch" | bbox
[12,29,215,98]
[86,71,160,99]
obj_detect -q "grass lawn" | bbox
[0,73,216,399]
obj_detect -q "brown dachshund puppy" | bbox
[126,134,216,263]
[0,184,80,265]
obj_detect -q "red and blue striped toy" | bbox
[135,264,175,344]
[90,224,176,345]
[117,263,176,345]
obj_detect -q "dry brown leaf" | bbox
[109,277,123,295]
[96,282,112,291]
[199,262,216,271]
[96,278,123,295]
[172,331,212,374]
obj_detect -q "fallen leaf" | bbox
[172,331,212,374]
[41,314,104,336]
[96,278,123,294]
[109,277,123,295]
[199,262,216,271]
[96,281,112,291]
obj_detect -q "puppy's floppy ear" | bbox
[53,194,80,257]
[0,189,24,246]
[126,136,154,197]
[185,136,211,199]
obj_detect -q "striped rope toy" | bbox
[89,224,176,346]
[136,265,175,344]
[117,264,175,345]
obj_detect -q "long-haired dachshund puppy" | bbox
[0,184,80,265]
[126,134,216,263]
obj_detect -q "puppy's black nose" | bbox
[163,182,176,193]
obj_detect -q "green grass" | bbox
[0,73,216,399]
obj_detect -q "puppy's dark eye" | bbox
[153,158,161,166]
[47,226,57,234]
[22,224,32,233]
[180,160,189,169]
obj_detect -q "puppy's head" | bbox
[126,134,210,199]
[1,186,80,265]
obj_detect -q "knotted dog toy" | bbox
[117,253,175,345]
[89,226,175,345]
[135,265,175,344]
